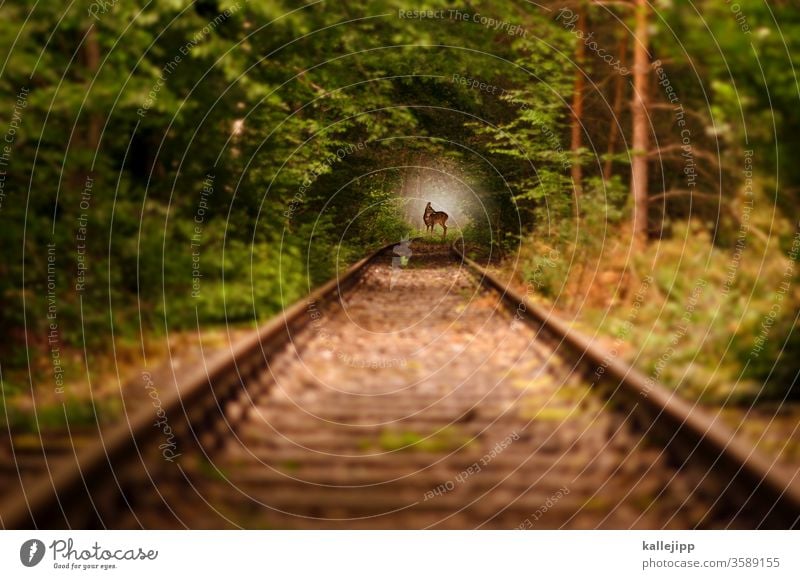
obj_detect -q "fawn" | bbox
[423,202,448,239]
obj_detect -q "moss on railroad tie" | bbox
[363,426,474,453]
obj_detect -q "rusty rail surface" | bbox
[451,240,800,529]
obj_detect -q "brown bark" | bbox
[604,34,628,181]
[570,5,587,197]
[630,0,650,241]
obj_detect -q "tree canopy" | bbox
[1,0,798,406]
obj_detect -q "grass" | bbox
[279,459,301,473]
[521,406,576,422]
[0,325,253,434]
[414,228,461,245]
[360,426,475,453]
[504,210,800,405]
[0,396,119,431]
[196,456,229,481]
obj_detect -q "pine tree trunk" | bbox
[84,25,102,150]
[604,35,628,181]
[570,5,586,198]
[630,0,650,241]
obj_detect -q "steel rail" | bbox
[0,241,401,529]
[4,238,798,528]
[451,241,800,529]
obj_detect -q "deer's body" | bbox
[423,202,448,239]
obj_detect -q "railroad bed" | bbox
[2,242,797,529]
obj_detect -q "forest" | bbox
[0,0,799,431]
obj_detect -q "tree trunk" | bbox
[630,0,650,242]
[570,4,586,198]
[604,34,628,181]
[84,24,102,150]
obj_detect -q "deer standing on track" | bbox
[423,202,448,240]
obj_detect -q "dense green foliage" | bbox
[0,0,798,406]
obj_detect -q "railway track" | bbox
[2,240,799,529]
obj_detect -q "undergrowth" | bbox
[507,184,799,404]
